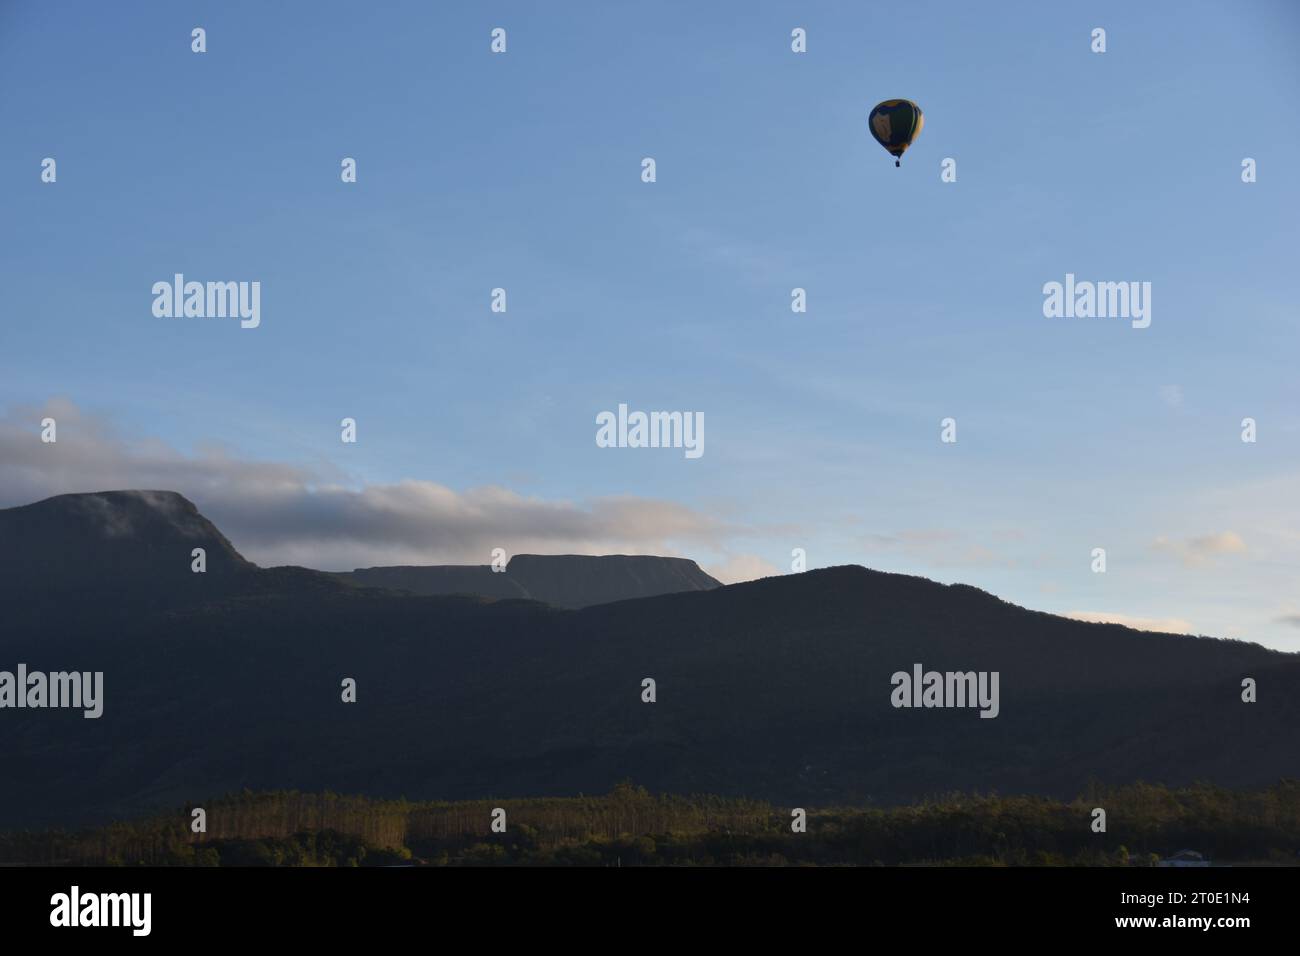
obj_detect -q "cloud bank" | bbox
[0,400,744,572]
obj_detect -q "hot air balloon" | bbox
[869,99,923,167]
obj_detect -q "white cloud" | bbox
[706,553,781,584]
[1064,612,1194,635]
[1152,531,1247,568]
[0,400,737,570]
[859,529,1015,569]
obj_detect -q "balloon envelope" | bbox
[869,100,924,164]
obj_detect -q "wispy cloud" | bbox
[675,223,797,288]
[859,529,1016,569]
[0,400,738,570]
[706,553,781,584]
[1152,531,1247,568]
[1065,612,1194,635]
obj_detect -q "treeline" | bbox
[2,780,1298,866]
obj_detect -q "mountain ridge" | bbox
[340,553,720,609]
[0,491,721,611]
[2,489,1295,829]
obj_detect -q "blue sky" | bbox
[2,1,1298,648]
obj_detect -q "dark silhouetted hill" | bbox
[340,554,720,608]
[1,491,1296,829]
[343,565,529,601]
[0,491,264,611]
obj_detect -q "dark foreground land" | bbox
[5,492,1299,830]
[3,781,1298,867]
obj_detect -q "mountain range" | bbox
[1,490,1296,830]
[338,553,720,609]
